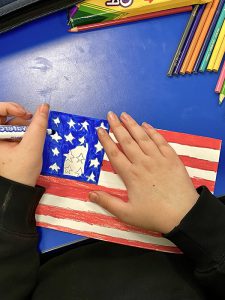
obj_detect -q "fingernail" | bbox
[120,112,131,121]
[39,103,50,115]
[107,111,117,121]
[98,128,106,136]
[89,192,99,202]
[142,122,153,129]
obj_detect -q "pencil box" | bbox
[0,0,83,34]
[69,0,212,27]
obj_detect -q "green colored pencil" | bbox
[167,5,199,77]
[219,80,225,104]
[200,3,225,72]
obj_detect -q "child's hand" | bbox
[89,112,199,234]
[0,102,49,187]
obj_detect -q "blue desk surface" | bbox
[1,10,224,252]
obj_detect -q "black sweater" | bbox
[0,176,225,300]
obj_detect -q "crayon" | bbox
[198,2,225,72]
[215,61,225,93]
[207,20,225,71]
[213,35,225,71]
[167,5,200,76]
[179,3,211,75]
[186,0,220,74]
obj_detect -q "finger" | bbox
[98,128,131,182]
[120,112,161,157]
[89,191,131,222]
[142,123,175,157]
[6,117,31,126]
[107,111,144,163]
[20,103,49,155]
[0,102,32,124]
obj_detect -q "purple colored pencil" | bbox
[69,6,78,18]
[173,4,206,75]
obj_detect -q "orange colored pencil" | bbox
[180,2,212,74]
[186,0,220,74]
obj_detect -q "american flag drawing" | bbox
[36,112,222,254]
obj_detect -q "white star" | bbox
[64,153,74,163]
[87,172,95,182]
[53,117,60,126]
[89,158,100,168]
[81,121,89,131]
[52,147,60,156]
[64,133,75,144]
[95,141,103,153]
[51,131,62,143]
[49,163,60,172]
[97,122,108,130]
[67,118,76,129]
[79,136,85,145]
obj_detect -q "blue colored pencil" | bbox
[193,0,225,73]
[174,5,206,75]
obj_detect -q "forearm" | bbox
[165,186,225,298]
[0,176,45,300]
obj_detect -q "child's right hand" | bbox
[0,102,49,187]
[90,112,199,234]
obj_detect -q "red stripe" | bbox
[37,204,161,237]
[157,130,221,150]
[38,175,128,202]
[110,129,221,150]
[36,221,182,254]
[102,156,218,173]
[191,178,215,192]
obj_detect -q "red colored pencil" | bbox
[215,61,225,93]
[68,6,193,32]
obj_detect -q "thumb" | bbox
[89,191,130,221]
[20,103,49,155]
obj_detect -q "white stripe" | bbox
[98,171,126,190]
[98,168,215,192]
[169,143,220,162]
[185,166,216,181]
[36,214,176,248]
[40,193,114,217]
[104,143,220,163]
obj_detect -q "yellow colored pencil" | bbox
[213,35,225,71]
[207,20,225,71]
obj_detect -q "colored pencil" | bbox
[207,21,225,71]
[198,2,225,72]
[174,5,206,75]
[215,61,225,93]
[167,5,200,76]
[69,6,193,34]
[219,80,225,104]
[193,0,225,73]
[186,0,220,74]
[179,3,211,74]
[213,35,225,71]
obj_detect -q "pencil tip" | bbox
[219,95,225,105]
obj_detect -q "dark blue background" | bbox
[0,10,224,252]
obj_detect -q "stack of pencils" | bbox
[168,1,225,76]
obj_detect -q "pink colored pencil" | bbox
[215,61,225,93]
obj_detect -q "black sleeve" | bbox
[0,176,45,300]
[164,186,225,299]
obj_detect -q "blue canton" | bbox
[42,111,109,184]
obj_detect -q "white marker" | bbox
[0,125,55,140]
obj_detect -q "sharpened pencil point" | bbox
[219,94,225,105]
